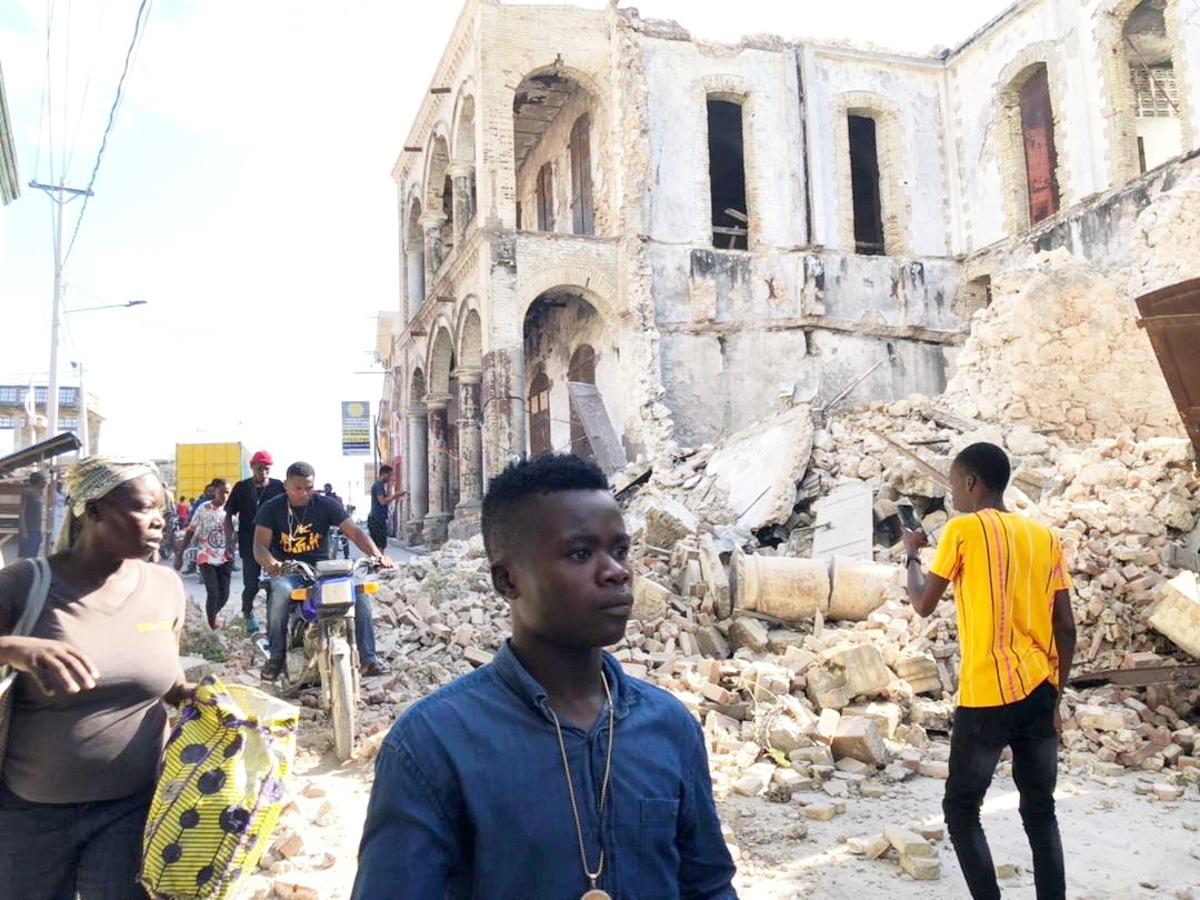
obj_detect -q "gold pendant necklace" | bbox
[548,671,615,900]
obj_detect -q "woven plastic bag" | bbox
[140,676,299,899]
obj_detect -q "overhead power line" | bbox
[62,0,152,265]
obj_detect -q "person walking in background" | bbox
[225,451,284,634]
[175,496,190,526]
[368,465,405,554]
[0,457,191,899]
[176,478,235,629]
[17,472,46,558]
[190,482,215,519]
[904,442,1076,900]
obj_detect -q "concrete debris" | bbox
[884,825,935,858]
[1147,572,1200,658]
[703,404,814,531]
[831,716,890,767]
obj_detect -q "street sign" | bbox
[341,401,371,456]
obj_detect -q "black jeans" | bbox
[198,561,233,628]
[944,680,1065,900]
[240,551,262,618]
[368,517,388,554]
[0,783,152,899]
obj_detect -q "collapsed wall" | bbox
[942,249,1182,441]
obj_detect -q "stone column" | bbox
[405,244,425,319]
[454,368,484,515]
[449,161,475,246]
[424,394,452,543]
[406,405,428,542]
[419,212,447,287]
[481,344,526,479]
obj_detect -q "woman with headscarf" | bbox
[0,457,191,899]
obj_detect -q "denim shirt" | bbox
[352,641,737,899]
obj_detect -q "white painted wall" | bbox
[643,38,807,249]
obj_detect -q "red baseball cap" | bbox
[250,450,273,466]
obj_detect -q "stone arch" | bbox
[990,43,1071,235]
[453,93,477,166]
[1096,0,1192,186]
[426,324,456,398]
[512,63,607,235]
[409,366,426,407]
[831,91,911,256]
[518,268,619,325]
[456,305,483,369]
[423,132,454,268]
[405,194,426,314]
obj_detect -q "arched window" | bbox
[570,115,594,235]
[567,345,597,461]
[528,371,552,456]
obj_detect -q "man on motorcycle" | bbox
[253,461,394,681]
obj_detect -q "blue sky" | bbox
[0,0,1003,503]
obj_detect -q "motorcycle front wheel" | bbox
[328,633,358,761]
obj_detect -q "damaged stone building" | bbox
[374,0,1200,542]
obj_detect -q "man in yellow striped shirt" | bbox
[904,442,1076,900]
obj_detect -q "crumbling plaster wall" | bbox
[806,53,951,257]
[948,1,1100,251]
[642,35,806,249]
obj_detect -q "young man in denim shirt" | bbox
[353,454,736,899]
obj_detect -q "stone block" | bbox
[767,629,808,653]
[861,781,888,798]
[179,655,214,683]
[781,645,817,673]
[836,757,873,776]
[919,760,950,780]
[831,716,889,767]
[696,626,731,659]
[830,645,891,697]
[806,667,852,710]
[768,716,808,753]
[1153,782,1183,801]
[644,496,698,550]
[842,701,903,739]
[995,862,1020,880]
[885,825,935,858]
[632,575,672,622]
[1147,572,1200,658]
[909,698,953,732]
[894,655,941,695]
[698,535,733,618]
[864,834,891,859]
[900,854,942,881]
[817,708,841,743]
[728,617,770,652]
[1076,704,1141,733]
[802,803,840,821]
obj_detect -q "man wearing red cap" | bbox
[224,450,285,632]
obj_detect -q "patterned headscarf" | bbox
[57,456,160,551]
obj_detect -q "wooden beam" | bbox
[404,146,422,153]
[430,87,452,95]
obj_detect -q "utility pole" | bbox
[29,180,93,546]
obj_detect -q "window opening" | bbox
[1018,65,1060,224]
[1124,1,1182,173]
[848,115,885,255]
[707,99,748,250]
[570,115,595,236]
[536,163,555,232]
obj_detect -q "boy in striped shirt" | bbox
[904,442,1077,900]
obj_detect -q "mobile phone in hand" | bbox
[898,502,921,532]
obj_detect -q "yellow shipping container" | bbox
[175,442,249,502]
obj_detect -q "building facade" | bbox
[377,0,1200,543]
[0,385,104,454]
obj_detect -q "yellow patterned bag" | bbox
[140,676,299,899]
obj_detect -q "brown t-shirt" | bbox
[0,558,186,803]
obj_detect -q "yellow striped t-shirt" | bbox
[929,509,1072,708]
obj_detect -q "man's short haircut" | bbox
[379,464,393,476]
[212,478,229,489]
[481,453,610,560]
[954,442,1011,492]
[287,461,316,480]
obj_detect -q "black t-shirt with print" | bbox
[254,493,348,565]
[226,477,285,556]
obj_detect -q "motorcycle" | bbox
[267,557,383,760]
